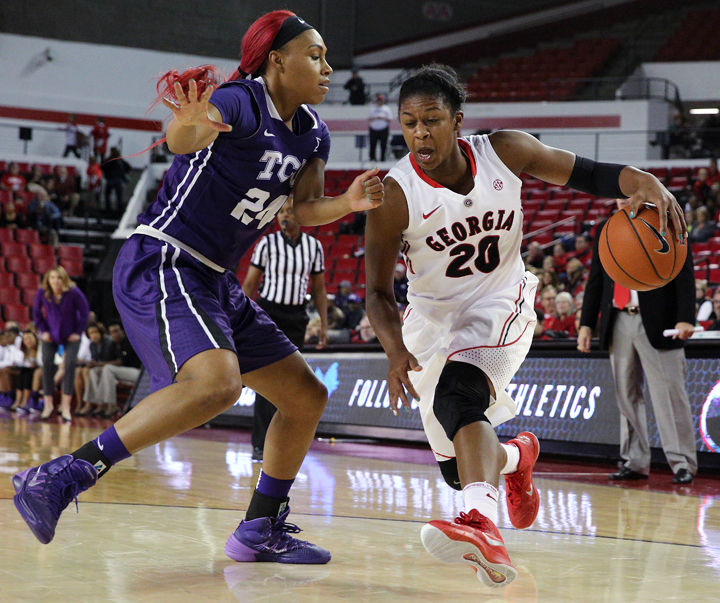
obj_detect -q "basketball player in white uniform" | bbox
[365,65,684,588]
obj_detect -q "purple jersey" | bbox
[138,77,331,270]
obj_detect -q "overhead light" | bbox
[690,108,719,115]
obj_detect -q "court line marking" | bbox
[1,497,715,551]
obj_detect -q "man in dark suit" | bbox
[578,198,697,484]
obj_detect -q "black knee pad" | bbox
[438,457,462,490]
[433,361,491,441]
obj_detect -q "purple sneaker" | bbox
[13,454,98,544]
[225,507,331,564]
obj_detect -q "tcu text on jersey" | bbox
[230,151,304,229]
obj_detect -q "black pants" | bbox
[369,127,389,161]
[63,145,81,158]
[252,298,309,450]
[105,178,125,211]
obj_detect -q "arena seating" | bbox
[466,37,621,102]
[655,7,720,61]
[0,227,84,324]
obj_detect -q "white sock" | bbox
[463,481,499,525]
[500,443,520,475]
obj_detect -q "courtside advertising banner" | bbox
[217,352,719,452]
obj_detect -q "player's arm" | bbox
[489,129,684,240]
[292,160,384,226]
[241,265,263,298]
[365,177,421,412]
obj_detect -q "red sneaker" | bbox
[420,509,517,588]
[504,431,540,529]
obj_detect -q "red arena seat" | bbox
[3,304,31,324]
[5,256,33,273]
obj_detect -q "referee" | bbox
[242,196,328,461]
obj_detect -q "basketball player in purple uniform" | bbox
[12,11,382,564]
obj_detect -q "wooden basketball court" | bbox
[1,413,719,601]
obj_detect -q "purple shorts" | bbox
[113,234,297,393]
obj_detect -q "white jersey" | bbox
[386,135,539,460]
[387,135,526,325]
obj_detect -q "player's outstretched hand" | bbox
[626,174,685,243]
[162,79,231,132]
[387,349,422,416]
[346,168,384,212]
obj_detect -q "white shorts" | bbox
[402,272,538,461]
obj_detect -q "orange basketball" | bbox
[598,203,687,291]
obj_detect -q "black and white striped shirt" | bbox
[251,231,325,306]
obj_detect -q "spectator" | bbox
[533,308,551,340]
[552,242,567,272]
[344,293,364,329]
[42,175,59,205]
[28,188,62,246]
[570,234,592,266]
[563,258,587,297]
[33,266,90,421]
[0,329,24,406]
[393,262,408,306]
[82,321,141,417]
[54,165,80,216]
[101,147,131,212]
[335,280,352,311]
[0,200,27,229]
[351,313,378,343]
[325,294,346,330]
[9,330,40,412]
[343,69,367,105]
[540,268,559,290]
[27,164,45,190]
[91,117,110,161]
[706,291,720,330]
[545,291,576,338]
[1,162,27,192]
[693,167,714,202]
[62,115,81,158]
[541,255,555,272]
[368,93,393,162]
[525,241,545,269]
[688,206,717,243]
[86,156,103,209]
[75,322,119,416]
[539,285,557,320]
[696,280,713,322]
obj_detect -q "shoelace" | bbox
[454,510,493,532]
[505,470,527,506]
[41,467,83,517]
[268,517,306,550]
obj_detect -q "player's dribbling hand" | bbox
[387,349,422,415]
[576,326,592,353]
[626,174,685,243]
[162,79,232,132]
[347,168,384,212]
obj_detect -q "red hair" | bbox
[141,11,296,157]
[152,10,295,108]
[151,64,224,110]
[236,9,296,78]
